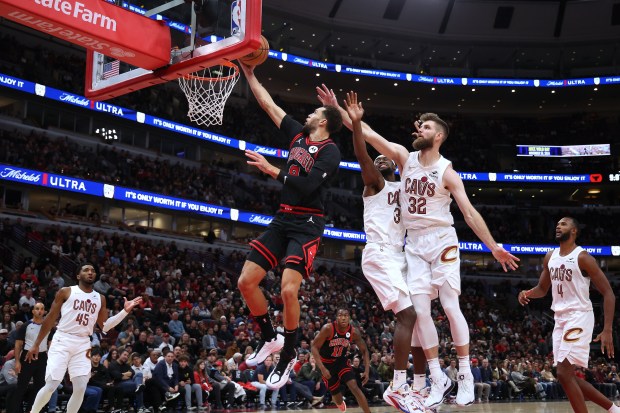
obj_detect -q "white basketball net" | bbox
[178,62,240,126]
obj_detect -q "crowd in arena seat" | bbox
[0,217,618,411]
[1,33,619,176]
[3,123,620,244]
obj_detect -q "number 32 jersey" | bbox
[57,285,101,337]
[400,151,453,230]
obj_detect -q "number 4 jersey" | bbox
[57,285,101,336]
[549,246,592,315]
[400,151,453,230]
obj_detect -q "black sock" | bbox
[253,312,276,341]
[282,328,298,359]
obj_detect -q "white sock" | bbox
[428,358,442,380]
[393,369,407,389]
[609,403,620,413]
[413,374,426,390]
[458,356,470,374]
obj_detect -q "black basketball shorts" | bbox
[248,212,324,278]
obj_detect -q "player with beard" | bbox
[317,86,518,408]
[519,217,619,413]
[237,62,343,390]
[25,264,142,413]
[344,92,425,413]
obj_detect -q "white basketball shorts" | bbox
[552,310,594,369]
[46,331,92,381]
[361,243,411,314]
[405,226,460,300]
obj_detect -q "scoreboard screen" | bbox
[517,144,610,157]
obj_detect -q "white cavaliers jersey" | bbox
[56,285,102,337]
[363,180,404,246]
[400,152,453,230]
[549,246,592,315]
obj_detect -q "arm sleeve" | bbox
[102,309,128,333]
[15,322,28,342]
[276,144,340,196]
[279,115,303,147]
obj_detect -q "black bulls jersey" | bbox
[319,322,353,363]
[279,115,341,213]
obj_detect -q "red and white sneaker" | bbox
[383,383,425,413]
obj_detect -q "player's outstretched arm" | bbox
[581,251,616,358]
[311,324,333,380]
[317,84,408,170]
[518,251,552,306]
[444,167,519,271]
[25,287,70,362]
[344,92,383,192]
[239,62,287,128]
[97,295,142,334]
[352,327,370,385]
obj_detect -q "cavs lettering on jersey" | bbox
[56,285,101,337]
[400,151,454,230]
[549,246,592,315]
[363,180,404,246]
[319,323,353,363]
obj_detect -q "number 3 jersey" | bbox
[400,151,453,230]
[363,180,404,246]
[57,285,101,337]
[549,246,592,315]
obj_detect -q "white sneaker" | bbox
[383,383,425,413]
[246,334,284,367]
[424,373,454,409]
[456,372,475,406]
[266,351,297,390]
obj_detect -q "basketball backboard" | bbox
[84,0,261,100]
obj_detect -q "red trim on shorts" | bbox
[302,238,321,277]
[279,204,324,216]
[249,240,278,268]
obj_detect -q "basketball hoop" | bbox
[178,60,240,126]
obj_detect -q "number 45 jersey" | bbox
[57,285,102,336]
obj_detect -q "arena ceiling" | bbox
[256,0,620,114]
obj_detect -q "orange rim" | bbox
[181,60,239,82]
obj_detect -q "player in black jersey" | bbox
[237,61,343,390]
[311,308,371,413]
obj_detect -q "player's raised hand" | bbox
[593,329,614,358]
[343,92,364,122]
[123,296,142,312]
[316,84,339,107]
[245,150,272,174]
[238,61,255,76]
[492,247,520,272]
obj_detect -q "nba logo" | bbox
[35,84,46,97]
[103,184,115,199]
[230,209,239,221]
[612,246,620,256]
[231,0,242,35]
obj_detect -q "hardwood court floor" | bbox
[303,400,610,412]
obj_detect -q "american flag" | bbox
[102,60,120,79]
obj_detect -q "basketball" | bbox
[239,35,270,66]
